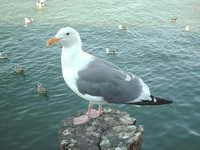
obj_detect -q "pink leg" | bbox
[89,104,103,119]
[99,104,103,115]
[73,103,93,125]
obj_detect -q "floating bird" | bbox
[0,52,7,59]
[36,2,44,7]
[119,24,127,30]
[37,82,47,94]
[14,65,24,73]
[171,18,177,22]
[104,48,117,54]
[185,25,190,33]
[24,18,33,24]
[46,27,172,125]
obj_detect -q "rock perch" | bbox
[58,108,144,150]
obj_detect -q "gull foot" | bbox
[88,109,101,119]
[73,115,90,125]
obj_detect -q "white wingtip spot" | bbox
[125,74,131,81]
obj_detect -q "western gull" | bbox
[119,24,127,30]
[185,25,190,33]
[171,18,177,22]
[0,52,7,59]
[46,27,172,125]
[24,18,33,25]
[36,2,44,7]
[37,82,47,94]
[104,48,117,54]
[14,65,24,73]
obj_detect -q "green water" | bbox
[0,0,200,150]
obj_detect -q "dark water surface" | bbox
[0,0,200,149]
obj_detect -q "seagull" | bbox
[185,25,190,33]
[119,24,127,30]
[36,2,44,7]
[24,18,33,24]
[37,82,47,94]
[0,52,7,59]
[171,18,177,22]
[14,65,24,73]
[46,27,172,125]
[104,48,117,54]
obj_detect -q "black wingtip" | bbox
[128,95,173,106]
[153,96,173,105]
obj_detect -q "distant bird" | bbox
[104,48,117,54]
[24,18,33,24]
[119,24,127,30]
[185,25,190,33]
[0,52,7,59]
[14,65,24,73]
[37,82,47,94]
[171,18,177,22]
[36,2,44,7]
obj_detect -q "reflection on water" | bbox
[0,0,200,150]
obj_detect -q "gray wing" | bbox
[76,57,143,104]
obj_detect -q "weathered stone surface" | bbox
[58,108,144,150]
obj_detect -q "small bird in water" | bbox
[36,1,44,8]
[185,25,190,34]
[104,48,117,54]
[0,52,7,59]
[171,18,177,22]
[37,82,47,94]
[24,17,33,25]
[14,65,24,73]
[119,24,127,30]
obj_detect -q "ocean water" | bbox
[0,0,200,150]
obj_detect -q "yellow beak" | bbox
[46,36,61,46]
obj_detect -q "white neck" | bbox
[61,44,93,70]
[61,45,81,67]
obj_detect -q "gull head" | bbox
[46,27,81,48]
[37,82,42,86]
[14,65,18,68]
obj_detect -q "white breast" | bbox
[61,48,107,103]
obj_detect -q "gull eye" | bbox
[66,33,70,35]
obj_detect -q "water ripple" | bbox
[1,0,200,150]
